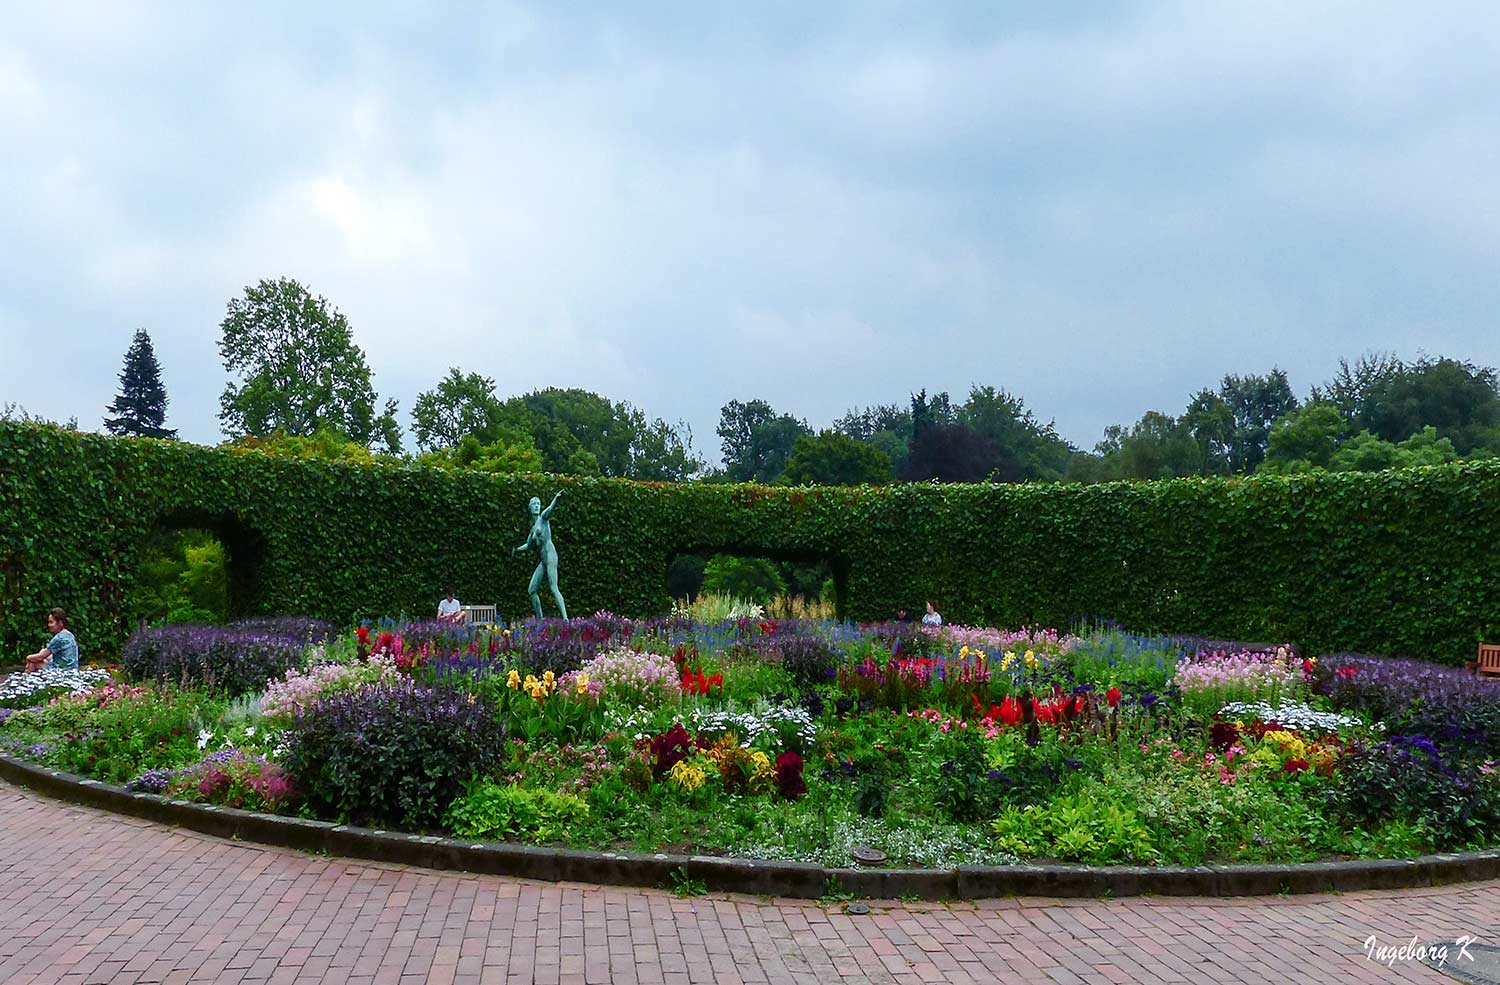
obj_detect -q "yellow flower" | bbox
[1001,651,1017,671]
[959,645,971,659]
[1023,650,1039,672]
[668,760,707,792]
[506,670,521,690]
[1262,730,1307,759]
[575,673,590,695]
[543,670,555,686]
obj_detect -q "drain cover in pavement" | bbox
[1420,941,1497,984]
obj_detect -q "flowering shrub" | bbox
[122,623,316,694]
[1313,655,1500,758]
[773,635,837,686]
[0,667,112,709]
[1219,700,1375,735]
[1328,737,1500,850]
[50,686,215,785]
[1174,648,1301,717]
[164,749,300,813]
[690,706,817,751]
[259,655,399,720]
[573,646,679,707]
[934,625,1078,658]
[281,682,506,830]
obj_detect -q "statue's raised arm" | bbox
[541,490,563,520]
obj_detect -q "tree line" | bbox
[37,276,1500,486]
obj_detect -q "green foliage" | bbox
[218,277,402,453]
[668,866,708,897]
[4,420,1500,664]
[782,431,891,486]
[103,328,176,439]
[418,433,543,475]
[701,555,786,605]
[991,789,1159,864]
[1262,402,1349,472]
[445,781,591,843]
[503,388,701,481]
[717,399,810,483]
[228,428,377,464]
[130,530,229,626]
[957,386,1071,482]
[1082,411,1206,481]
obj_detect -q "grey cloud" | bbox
[3,2,1499,456]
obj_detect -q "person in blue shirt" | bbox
[24,608,79,673]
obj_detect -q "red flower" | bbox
[774,751,807,800]
[1106,687,1121,708]
[679,667,723,696]
[999,696,1023,726]
[356,626,370,646]
[1282,758,1311,774]
[1335,666,1359,680]
[1301,658,1316,674]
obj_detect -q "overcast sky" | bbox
[4,3,1499,459]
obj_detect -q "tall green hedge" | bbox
[2,421,1498,663]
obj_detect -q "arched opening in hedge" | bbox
[667,548,850,620]
[135,510,266,626]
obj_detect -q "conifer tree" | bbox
[104,328,176,438]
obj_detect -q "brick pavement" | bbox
[0,781,1491,984]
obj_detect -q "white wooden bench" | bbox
[461,604,498,625]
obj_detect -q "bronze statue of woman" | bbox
[513,491,567,620]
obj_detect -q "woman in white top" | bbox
[921,600,942,627]
[437,587,467,624]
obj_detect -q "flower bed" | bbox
[5,615,1500,869]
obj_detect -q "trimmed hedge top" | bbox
[2,421,1498,663]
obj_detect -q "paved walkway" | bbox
[0,782,1491,985]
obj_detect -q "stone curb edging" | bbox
[5,754,1499,900]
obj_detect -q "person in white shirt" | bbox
[437,587,466,624]
[921,600,942,627]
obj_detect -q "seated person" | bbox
[921,599,943,627]
[24,608,79,673]
[436,588,467,624]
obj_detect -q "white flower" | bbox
[1218,700,1381,734]
[197,729,214,750]
[244,726,257,738]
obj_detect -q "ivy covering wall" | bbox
[2,421,1497,663]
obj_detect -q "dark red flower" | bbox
[774,751,806,800]
[1106,687,1121,708]
[649,724,695,779]
[1335,666,1359,680]
[1209,721,1241,752]
[1282,758,1310,774]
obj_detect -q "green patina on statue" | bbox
[513,491,568,620]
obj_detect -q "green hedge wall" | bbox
[2,421,1498,663]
